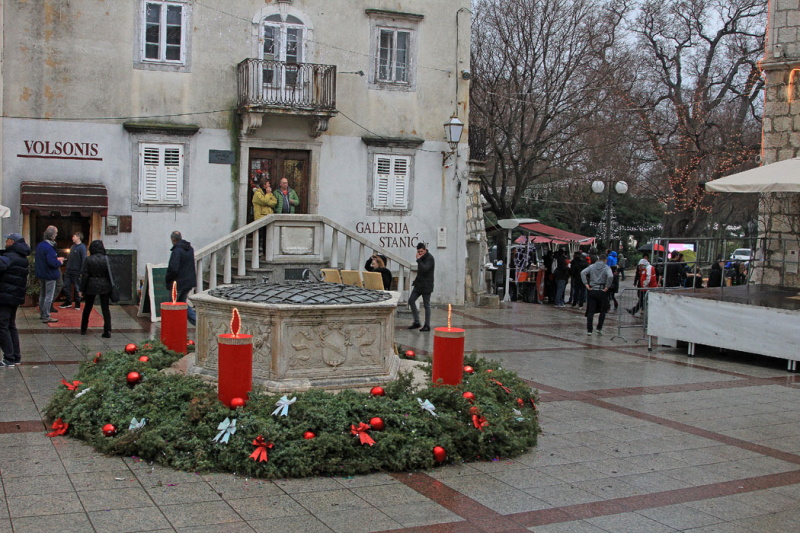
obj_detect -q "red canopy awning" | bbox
[517,222,594,245]
[20,181,108,216]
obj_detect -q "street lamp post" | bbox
[591,179,628,251]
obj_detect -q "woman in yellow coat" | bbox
[252,175,277,256]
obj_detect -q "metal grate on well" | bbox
[208,281,392,305]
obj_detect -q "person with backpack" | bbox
[628,254,658,315]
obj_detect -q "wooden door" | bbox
[247,149,310,222]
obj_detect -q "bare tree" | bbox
[471,0,629,220]
[624,0,766,237]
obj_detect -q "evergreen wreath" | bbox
[45,341,540,478]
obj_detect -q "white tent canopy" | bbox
[705,158,800,193]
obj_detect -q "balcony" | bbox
[237,59,338,137]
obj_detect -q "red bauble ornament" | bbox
[187,339,195,346]
[433,446,447,463]
[463,365,475,374]
[138,355,150,363]
[126,371,141,384]
[516,398,524,407]
[102,423,117,436]
[370,386,385,397]
[124,343,138,354]
[303,431,316,439]
[404,350,416,358]
[230,397,246,408]
[469,406,480,415]
[93,352,102,364]
[369,417,385,431]
[462,391,475,403]
[142,343,153,350]
[486,369,493,373]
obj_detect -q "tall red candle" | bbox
[217,308,253,408]
[432,305,465,385]
[160,302,188,354]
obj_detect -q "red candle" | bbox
[217,308,253,408]
[433,304,465,386]
[161,302,188,354]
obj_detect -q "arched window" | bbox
[261,13,306,93]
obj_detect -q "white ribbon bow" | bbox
[512,408,525,422]
[417,398,438,417]
[75,387,91,398]
[129,417,147,430]
[213,417,237,444]
[272,395,297,417]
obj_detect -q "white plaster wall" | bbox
[2,118,235,270]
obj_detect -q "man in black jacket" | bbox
[408,242,435,332]
[166,231,197,325]
[0,233,32,367]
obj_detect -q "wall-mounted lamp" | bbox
[442,115,464,165]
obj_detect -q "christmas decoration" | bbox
[517,398,524,407]
[230,397,246,409]
[60,379,82,390]
[370,386,385,397]
[102,423,117,436]
[138,356,150,363]
[351,422,375,446]
[462,391,475,403]
[74,387,91,398]
[469,406,480,416]
[417,398,438,417]
[486,369,493,373]
[217,308,253,408]
[213,418,237,444]
[490,379,511,394]
[432,446,447,463]
[142,343,153,350]
[404,350,416,358]
[93,352,102,363]
[303,431,316,440]
[369,417,385,431]
[187,339,195,347]
[161,282,188,354]
[126,372,141,385]
[464,365,475,374]
[432,306,465,385]
[129,418,147,430]
[124,343,138,354]
[271,395,296,417]
[46,418,68,437]
[249,436,273,462]
[472,414,489,431]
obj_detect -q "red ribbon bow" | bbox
[350,422,376,446]
[472,414,489,431]
[46,418,69,437]
[249,436,274,462]
[60,379,82,390]
[529,399,537,410]
[490,379,511,394]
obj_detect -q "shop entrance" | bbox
[247,149,310,222]
[29,211,91,255]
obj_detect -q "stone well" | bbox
[189,282,401,393]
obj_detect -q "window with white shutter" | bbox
[372,154,410,210]
[139,143,184,205]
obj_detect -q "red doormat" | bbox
[47,308,104,329]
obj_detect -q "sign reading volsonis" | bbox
[18,140,102,161]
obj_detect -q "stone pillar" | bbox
[465,160,489,305]
[753,0,800,287]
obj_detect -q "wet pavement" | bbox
[1,290,799,532]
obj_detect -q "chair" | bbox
[320,269,342,284]
[340,270,363,287]
[362,271,385,290]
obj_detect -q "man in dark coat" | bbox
[0,233,32,367]
[166,231,197,325]
[408,242,435,332]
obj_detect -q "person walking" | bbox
[569,251,588,308]
[166,231,197,326]
[35,225,64,323]
[628,255,658,315]
[80,240,112,338]
[580,253,613,335]
[251,175,277,257]
[0,233,31,367]
[59,232,86,310]
[274,177,300,214]
[554,249,569,307]
[408,242,434,332]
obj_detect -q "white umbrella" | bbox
[705,158,800,193]
[0,205,10,218]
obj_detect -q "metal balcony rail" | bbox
[237,59,337,111]
[469,125,487,162]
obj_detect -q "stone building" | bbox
[756,0,800,286]
[0,0,487,304]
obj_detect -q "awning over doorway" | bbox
[20,182,108,216]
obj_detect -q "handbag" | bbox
[105,256,121,303]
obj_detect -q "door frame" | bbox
[237,138,321,229]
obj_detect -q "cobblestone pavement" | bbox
[1,296,799,533]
